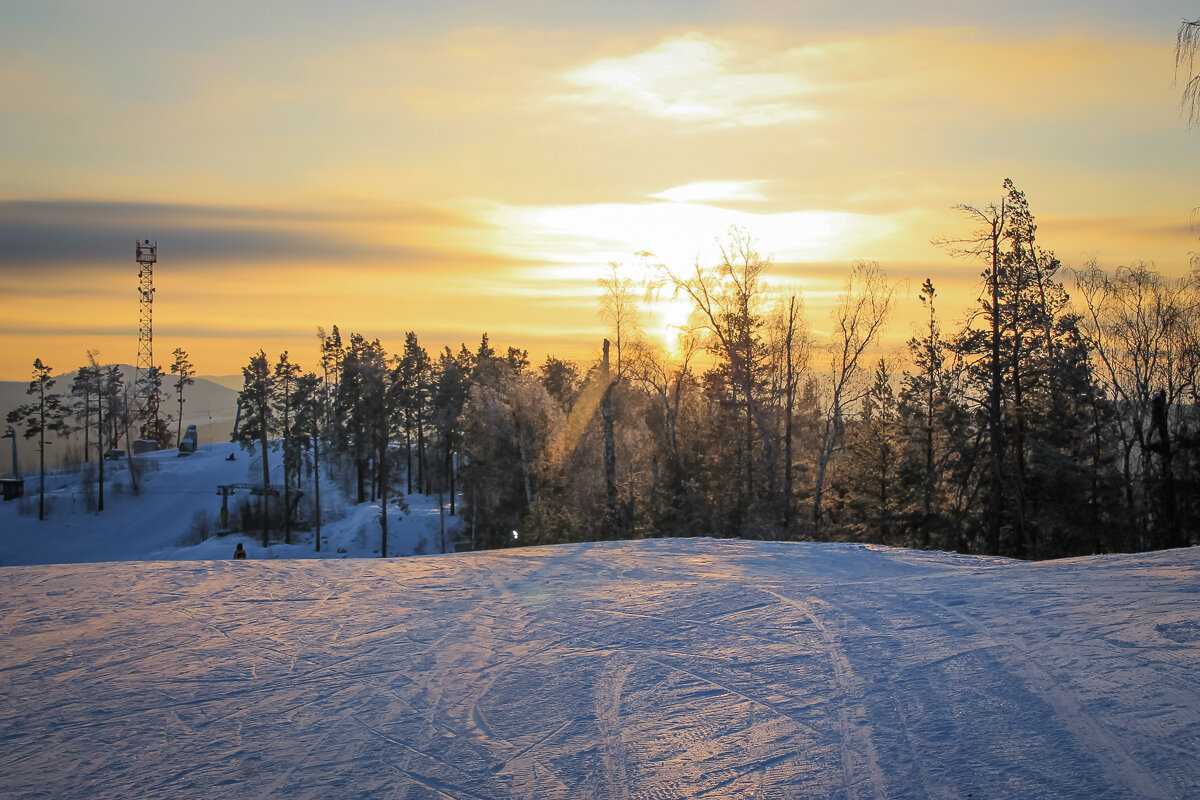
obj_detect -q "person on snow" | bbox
[234,542,247,559]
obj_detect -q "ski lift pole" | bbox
[217,484,235,531]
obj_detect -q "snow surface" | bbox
[1,535,1198,799]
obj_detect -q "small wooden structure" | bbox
[1,478,25,501]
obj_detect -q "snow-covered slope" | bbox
[1,539,1196,799]
[0,441,460,565]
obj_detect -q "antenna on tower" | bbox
[134,239,163,448]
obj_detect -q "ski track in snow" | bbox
[0,538,1198,799]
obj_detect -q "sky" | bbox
[2,0,1198,380]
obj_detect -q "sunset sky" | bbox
[2,1,1197,380]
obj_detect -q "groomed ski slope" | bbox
[1,539,1197,799]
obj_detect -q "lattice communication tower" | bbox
[135,239,160,441]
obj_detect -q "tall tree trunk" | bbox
[516,428,533,509]
[602,339,619,540]
[313,436,322,552]
[987,218,1005,557]
[405,413,413,495]
[97,389,105,512]
[38,380,45,521]
[446,435,456,515]
[1011,335,1030,559]
[282,396,291,545]
[784,364,794,528]
[82,387,90,478]
[417,416,427,495]
[923,370,934,548]
[379,441,388,557]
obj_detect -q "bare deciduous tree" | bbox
[1176,18,1200,127]
[813,261,894,534]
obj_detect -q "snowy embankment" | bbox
[0,441,460,566]
[1,539,1197,799]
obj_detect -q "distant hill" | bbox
[0,365,239,476]
[203,374,245,392]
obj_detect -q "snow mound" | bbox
[2,538,1197,799]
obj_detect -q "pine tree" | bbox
[273,351,301,544]
[6,359,69,520]
[291,372,324,552]
[317,325,344,461]
[69,362,99,479]
[236,351,275,546]
[433,346,471,515]
[396,333,433,495]
[97,365,126,512]
[539,356,580,413]
[338,334,388,505]
[897,279,955,547]
[844,360,900,543]
[137,365,172,448]
[169,348,196,449]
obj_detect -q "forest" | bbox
[10,180,1200,560]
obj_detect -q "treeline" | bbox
[225,181,1200,559]
[13,180,1200,558]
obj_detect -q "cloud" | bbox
[559,33,820,127]
[650,180,772,203]
[0,200,492,268]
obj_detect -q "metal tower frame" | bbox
[135,239,160,442]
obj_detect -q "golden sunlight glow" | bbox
[650,181,771,203]
[485,197,893,269]
[2,12,1196,379]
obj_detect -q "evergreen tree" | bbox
[539,356,580,413]
[273,351,301,544]
[291,372,324,552]
[97,365,126,512]
[136,365,172,448]
[69,362,99,477]
[317,325,344,460]
[896,279,958,547]
[169,348,196,448]
[236,351,275,546]
[6,359,69,520]
[843,360,900,543]
[432,346,471,515]
[338,334,388,504]
[396,333,432,495]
